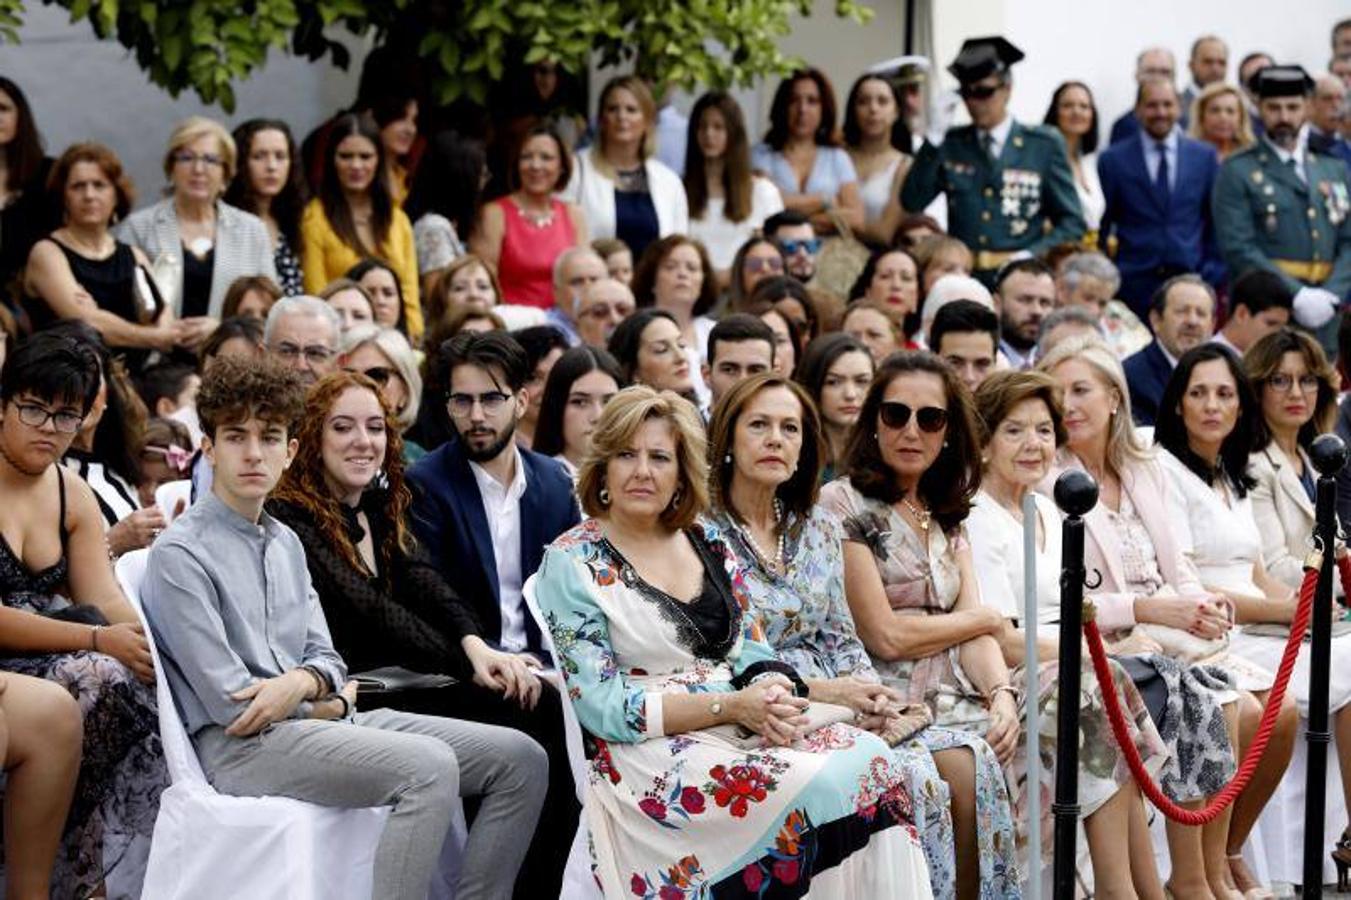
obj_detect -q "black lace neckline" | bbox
[600,529,741,659]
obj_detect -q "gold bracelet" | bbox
[90,625,101,652]
[984,684,1018,708]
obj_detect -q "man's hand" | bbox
[226,670,312,737]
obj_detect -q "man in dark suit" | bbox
[901,36,1084,285]
[1099,77,1224,319]
[1309,74,1351,169]
[1124,274,1217,425]
[408,330,580,664]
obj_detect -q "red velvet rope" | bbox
[1083,562,1334,826]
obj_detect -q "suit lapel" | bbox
[1126,138,1168,216]
[1267,445,1315,522]
[446,447,501,605]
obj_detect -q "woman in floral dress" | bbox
[0,330,165,897]
[705,372,1017,898]
[535,385,932,898]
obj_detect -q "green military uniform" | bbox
[902,121,1086,282]
[1212,143,1351,302]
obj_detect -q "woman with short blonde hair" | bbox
[1188,83,1256,161]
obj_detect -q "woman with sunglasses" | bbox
[1244,328,1341,590]
[726,235,787,311]
[0,330,166,898]
[821,351,1020,899]
[337,323,424,461]
[1038,335,1247,900]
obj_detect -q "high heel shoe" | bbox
[1227,852,1274,899]
[1332,828,1351,892]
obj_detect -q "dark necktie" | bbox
[981,132,996,162]
[1155,141,1171,206]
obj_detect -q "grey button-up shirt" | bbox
[142,492,347,736]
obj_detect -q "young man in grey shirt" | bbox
[141,355,546,900]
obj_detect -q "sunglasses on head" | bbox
[959,83,1002,100]
[878,401,948,433]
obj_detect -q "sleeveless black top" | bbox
[0,467,70,599]
[26,239,139,332]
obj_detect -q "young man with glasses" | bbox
[407,331,580,666]
[901,36,1085,286]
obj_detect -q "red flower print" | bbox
[658,887,684,900]
[679,786,705,814]
[742,864,765,892]
[708,763,774,818]
[638,797,668,820]
[772,858,800,884]
[631,873,647,895]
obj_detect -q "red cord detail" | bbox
[1083,565,1321,825]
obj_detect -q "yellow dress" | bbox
[300,198,422,340]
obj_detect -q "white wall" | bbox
[932,0,1346,133]
[8,3,366,205]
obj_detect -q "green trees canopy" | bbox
[0,0,873,111]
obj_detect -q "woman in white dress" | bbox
[683,92,784,287]
[843,73,912,246]
[535,386,933,898]
[1043,82,1104,244]
[1153,343,1301,899]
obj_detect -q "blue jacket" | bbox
[407,439,580,653]
[1098,132,1224,315]
[1123,340,1174,427]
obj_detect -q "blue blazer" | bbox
[1123,341,1174,427]
[407,439,580,653]
[1098,132,1224,314]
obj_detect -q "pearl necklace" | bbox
[738,498,786,573]
[901,496,931,533]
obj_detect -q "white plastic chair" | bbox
[153,479,193,522]
[522,574,603,900]
[117,550,465,900]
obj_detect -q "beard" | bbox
[456,417,518,463]
[1266,123,1298,149]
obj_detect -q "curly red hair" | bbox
[271,371,415,577]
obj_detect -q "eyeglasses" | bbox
[272,342,334,365]
[959,83,1002,100]
[745,257,785,274]
[778,238,822,256]
[360,366,395,386]
[1267,373,1320,393]
[172,151,225,169]
[447,391,510,417]
[14,402,83,434]
[878,401,948,433]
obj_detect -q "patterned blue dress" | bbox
[715,505,1019,898]
[535,517,934,898]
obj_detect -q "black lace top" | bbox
[599,529,740,660]
[0,467,70,599]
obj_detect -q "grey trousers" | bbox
[193,707,547,900]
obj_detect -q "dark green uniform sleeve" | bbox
[900,139,944,213]
[1212,158,1303,295]
[1325,171,1351,301]
[1028,132,1086,253]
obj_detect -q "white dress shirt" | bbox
[979,115,1015,161]
[1265,132,1308,184]
[470,446,530,653]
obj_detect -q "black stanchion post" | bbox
[1052,469,1099,900]
[1304,433,1348,897]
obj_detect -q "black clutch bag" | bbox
[351,666,457,695]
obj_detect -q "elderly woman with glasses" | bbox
[535,385,933,898]
[116,116,276,343]
[821,351,1021,899]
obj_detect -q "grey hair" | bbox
[264,295,341,346]
[1036,306,1104,355]
[552,246,605,290]
[337,324,423,431]
[1060,251,1121,296]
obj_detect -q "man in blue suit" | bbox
[1099,77,1224,320]
[1124,274,1217,425]
[408,330,581,663]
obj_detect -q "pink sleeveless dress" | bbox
[495,197,576,309]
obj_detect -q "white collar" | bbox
[983,115,1014,148]
[1264,129,1307,167]
[469,444,528,498]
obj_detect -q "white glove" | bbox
[1292,286,1340,329]
[924,90,963,149]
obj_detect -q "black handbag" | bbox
[351,666,457,696]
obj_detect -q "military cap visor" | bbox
[948,37,1025,84]
[1252,65,1314,99]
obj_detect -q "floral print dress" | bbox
[715,505,1018,897]
[819,481,1024,896]
[535,518,933,899]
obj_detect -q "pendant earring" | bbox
[724,453,732,465]
[599,486,611,507]
[669,487,683,510]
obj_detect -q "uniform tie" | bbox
[980,131,996,162]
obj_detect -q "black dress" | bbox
[0,468,166,896]
[0,157,57,302]
[266,493,580,900]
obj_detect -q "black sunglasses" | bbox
[361,366,395,386]
[959,83,1001,100]
[878,402,948,433]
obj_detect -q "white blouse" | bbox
[966,489,1064,624]
[1159,450,1263,597]
[687,177,784,271]
[1075,151,1106,232]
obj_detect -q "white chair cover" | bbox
[154,479,193,522]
